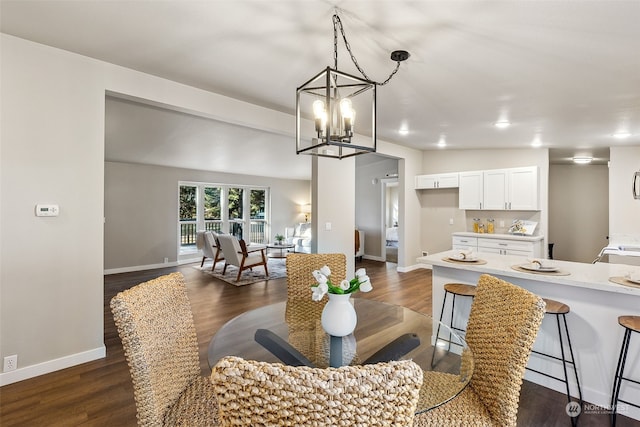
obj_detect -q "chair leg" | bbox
[212,249,222,271]
[222,263,228,275]
[262,250,269,277]
[431,291,449,368]
[237,258,247,282]
[611,328,632,427]
[200,256,206,268]
[556,313,582,426]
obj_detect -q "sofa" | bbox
[285,223,312,254]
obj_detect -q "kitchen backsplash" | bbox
[464,210,542,235]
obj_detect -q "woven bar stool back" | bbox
[212,356,423,426]
[415,274,546,427]
[111,273,218,426]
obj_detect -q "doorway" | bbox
[382,178,399,263]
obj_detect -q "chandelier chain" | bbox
[332,14,402,86]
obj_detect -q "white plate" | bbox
[625,276,640,285]
[449,255,478,262]
[520,264,558,272]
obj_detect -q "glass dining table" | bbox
[208,298,473,414]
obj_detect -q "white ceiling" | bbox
[2,0,639,177]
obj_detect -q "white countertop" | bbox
[418,250,640,296]
[452,232,544,242]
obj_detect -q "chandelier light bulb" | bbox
[313,100,326,118]
[340,98,355,134]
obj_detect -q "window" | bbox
[179,182,269,253]
[204,186,222,233]
[179,185,197,247]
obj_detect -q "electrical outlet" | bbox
[163,257,169,264]
[4,355,17,372]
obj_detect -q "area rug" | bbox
[194,258,287,287]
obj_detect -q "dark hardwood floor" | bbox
[0,259,637,426]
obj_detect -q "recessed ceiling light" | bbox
[531,134,542,147]
[437,135,446,147]
[573,156,593,164]
[494,120,511,129]
[613,131,631,139]
[398,128,409,136]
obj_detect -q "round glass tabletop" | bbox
[208,298,472,413]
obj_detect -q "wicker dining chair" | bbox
[284,253,347,365]
[414,274,546,427]
[211,355,423,426]
[110,272,219,426]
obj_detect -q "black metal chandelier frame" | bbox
[296,13,409,159]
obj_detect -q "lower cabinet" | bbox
[452,234,544,258]
[452,236,478,251]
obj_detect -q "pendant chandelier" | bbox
[296,13,409,159]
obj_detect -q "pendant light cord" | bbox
[332,14,403,86]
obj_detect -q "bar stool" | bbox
[611,315,640,427]
[527,298,582,426]
[431,283,476,367]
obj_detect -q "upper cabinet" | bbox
[415,173,459,189]
[459,166,539,210]
[458,171,483,209]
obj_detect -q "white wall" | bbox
[0,33,298,385]
[104,162,310,271]
[609,146,640,265]
[549,164,609,263]
[1,34,107,384]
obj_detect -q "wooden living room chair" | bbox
[413,274,546,426]
[216,234,268,282]
[110,272,219,426]
[198,231,224,271]
[211,355,423,426]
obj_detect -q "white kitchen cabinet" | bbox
[459,166,539,210]
[477,237,542,257]
[415,173,459,189]
[452,233,544,258]
[508,167,539,210]
[452,235,478,251]
[458,171,483,209]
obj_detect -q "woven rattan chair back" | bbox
[285,252,346,305]
[285,253,347,365]
[467,274,545,424]
[110,272,202,426]
[211,356,423,426]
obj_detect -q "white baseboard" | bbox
[104,261,180,275]
[0,346,106,386]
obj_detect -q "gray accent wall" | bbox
[105,161,310,271]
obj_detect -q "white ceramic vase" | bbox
[321,293,357,337]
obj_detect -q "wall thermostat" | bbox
[35,204,59,217]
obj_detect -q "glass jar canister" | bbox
[473,218,480,233]
[487,219,495,234]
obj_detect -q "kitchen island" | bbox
[418,251,640,421]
